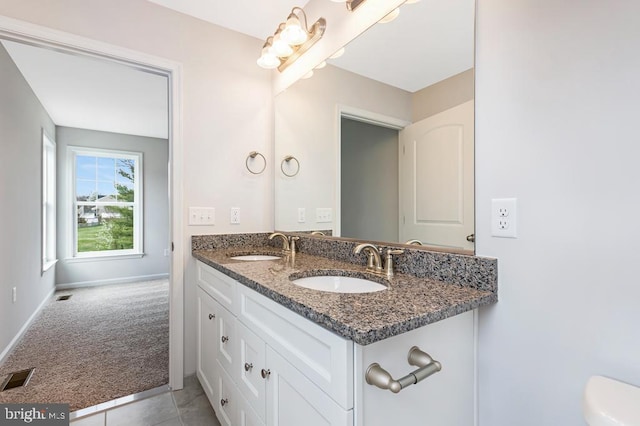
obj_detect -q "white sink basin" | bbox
[291,275,387,293]
[230,255,282,261]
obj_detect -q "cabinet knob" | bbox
[208,313,215,320]
[221,335,229,343]
[261,368,271,379]
[220,398,228,407]
[244,362,253,372]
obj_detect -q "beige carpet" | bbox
[0,280,169,411]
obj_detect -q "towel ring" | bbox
[281,155,300,177]
[246,151,266,175]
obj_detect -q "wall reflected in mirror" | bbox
[274,0,475,253]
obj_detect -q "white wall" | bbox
[0,0,273,375]
[0,42,56,359]
[475,0,640,424]
[55,126,169,287]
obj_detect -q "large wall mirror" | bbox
[274,0,475,253]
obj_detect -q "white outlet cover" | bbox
[230,207,240,224]
[491,198,517,238]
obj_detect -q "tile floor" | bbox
[70,376,221,426]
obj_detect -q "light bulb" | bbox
[257,46,280,69]
[281,14,308,45]
[379,8,400,24]
[302,70,314,79]
[272,34,294,57]
[315,61,327,69]
[404,0,420,3]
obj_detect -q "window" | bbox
[69,147,143,258]
[42,132,56,272]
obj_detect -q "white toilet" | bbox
[584,375,640,425]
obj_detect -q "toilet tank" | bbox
[584,375,640,426]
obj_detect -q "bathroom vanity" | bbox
[192,233,497,426]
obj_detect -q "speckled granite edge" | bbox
[192,233,498,292]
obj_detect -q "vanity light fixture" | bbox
[257,7,326,72]
[329,0,367,11]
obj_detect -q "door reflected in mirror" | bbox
[274,0,475,253]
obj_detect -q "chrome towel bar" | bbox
[365,346,441,393]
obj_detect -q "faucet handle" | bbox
[384,249,404,278]
[289,236,300,252]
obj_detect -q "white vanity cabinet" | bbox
[197,261,353,426]
[196,260,475,426]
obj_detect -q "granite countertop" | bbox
[193,246,497,346]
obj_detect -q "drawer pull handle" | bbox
[244,362,253,372]
[220,398,228,407]
[221,335,229,343]
[261,368,271,379]
[208,313,215,320]
[365,346,441,394]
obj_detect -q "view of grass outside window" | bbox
[74,149,142,255]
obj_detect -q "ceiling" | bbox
[147,0,307,40]
[2,40,168,139]
[1,0,473,139]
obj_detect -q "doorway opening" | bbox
[0,16,184,397]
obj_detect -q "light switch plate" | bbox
[316,208,333,223]
[189,207,215,225]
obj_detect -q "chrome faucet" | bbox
[354,244,404,278]
[269,232,290,251]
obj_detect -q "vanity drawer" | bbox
[237,285,354,410]
[197,261,237,313]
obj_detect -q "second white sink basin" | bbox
[230,255,282,261]
[291,275,387,293]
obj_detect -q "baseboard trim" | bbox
[56,273,170,290]
[0,287,56,364]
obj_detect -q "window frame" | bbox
[42,130,57,273]
[68,146,144,259]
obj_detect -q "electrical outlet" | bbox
[12,287,16,303]
[492,198,517,238]
[298,208,306,223]
[164,248,170,257]
[230,207,240,224]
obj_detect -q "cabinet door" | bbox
[357,310,475,426]
[265,347,353,426]
[237,321,267,420]
[197,287,218,402]
[216,302,237,379]
[215,360,238,426]
[239,391,266,426]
